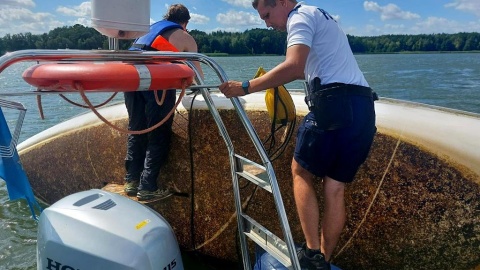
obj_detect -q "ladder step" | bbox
[242,214,294,269]
[234,154,272,193]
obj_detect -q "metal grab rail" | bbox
[0,49,300,269]
[0,99,26,158]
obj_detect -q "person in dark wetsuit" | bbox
[124,4,203,201]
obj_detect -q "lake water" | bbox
[0,53,479,269]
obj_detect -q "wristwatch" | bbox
[242,80,250,95]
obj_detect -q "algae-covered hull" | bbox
[17,93,480,270]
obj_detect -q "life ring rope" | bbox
[77,79,188,135]
[334,135,402,259]
[154,88,166,106]
[35,88,118,120]
[58,92,118,109]
[36,94,45,120]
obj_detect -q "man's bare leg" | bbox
[292,158,320,250]
[321,176,345,261]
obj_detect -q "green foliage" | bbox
[1,25,479,55]
[346,33,480,53]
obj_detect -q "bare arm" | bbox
[219,44,309,97]
[169,30,204,80]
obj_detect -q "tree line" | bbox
[1,24,479,55]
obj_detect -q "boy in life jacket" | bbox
[124,4,203,201]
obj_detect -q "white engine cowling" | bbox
[37,189,183,270]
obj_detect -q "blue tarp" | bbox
[0,108,42,219]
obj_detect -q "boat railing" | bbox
[0,49,300,270]
[0,99,26,158]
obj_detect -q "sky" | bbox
[0,0,479,38]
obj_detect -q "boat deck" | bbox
[102,183,188,205]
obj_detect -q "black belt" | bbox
[305,82,378,109]
[313,83,376,98]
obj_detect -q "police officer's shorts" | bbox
[293,95,376,183]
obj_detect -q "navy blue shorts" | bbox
[294,95,376,183]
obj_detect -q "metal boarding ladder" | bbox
[0,50,300,270]
[187,59,301,270]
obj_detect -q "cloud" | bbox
[0,7,49,23]
[209,26,245,33]
[0,6,58,36]
[216,10,262,26]
[445,0,480,17]
[0,0,34,8]
[190,12,210,24]
[0,1,92,37]
[412,16,480,34]
[56,1,91,17]
[364,1,420,21]
[331,14,341,22]
[348,15,480,36]
[221,0,252,9]
[345,24,388,37]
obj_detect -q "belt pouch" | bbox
[310,87,353,130]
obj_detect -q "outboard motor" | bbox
[37,189,183,270]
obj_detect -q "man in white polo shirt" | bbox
[220,1,377,269]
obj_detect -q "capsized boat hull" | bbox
[17,93,480,270]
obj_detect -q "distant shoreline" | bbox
[205,51,480,57]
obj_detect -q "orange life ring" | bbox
[22,61,194,92]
